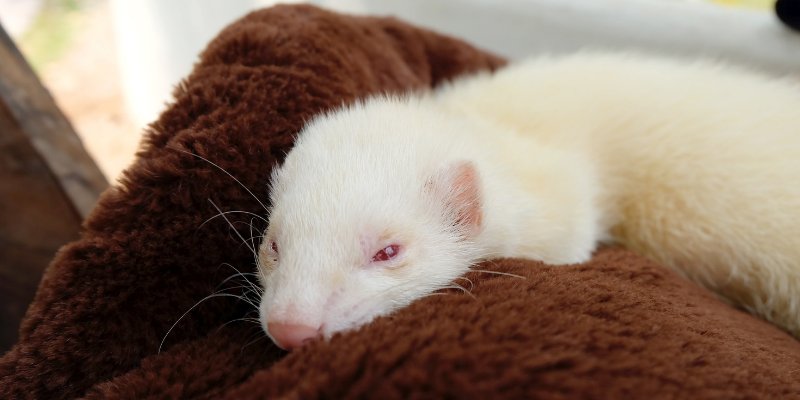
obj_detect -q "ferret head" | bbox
[257,98,485,350]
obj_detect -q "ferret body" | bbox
[257,53,800,350]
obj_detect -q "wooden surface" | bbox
[0,24,108,352]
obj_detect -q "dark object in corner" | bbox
[0,23,108,353]
[776,0,800,31]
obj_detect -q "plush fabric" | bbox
[1,4,798,399]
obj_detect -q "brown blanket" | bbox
[2,5,799,399]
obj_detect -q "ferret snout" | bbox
[266,322,321,350]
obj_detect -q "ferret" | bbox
[256,53,800,350]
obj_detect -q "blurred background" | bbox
[0,0,781,182]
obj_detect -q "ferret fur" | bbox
[258,53,800,342]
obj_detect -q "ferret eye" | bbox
[372,244,400,262]
[270,241,278,254]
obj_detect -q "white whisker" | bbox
[209,199,258,260]
[241,330,271,353]
[198,210,268,230]
[216,263,263,295]
[169,146,270,212]
[454,276,474,291]
[439,284,476,300]
[470,269,526,279]
[159,292,257,354]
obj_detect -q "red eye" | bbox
[271,241,278,254]
[372,244,400,262]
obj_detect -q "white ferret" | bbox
[256,53,800,350]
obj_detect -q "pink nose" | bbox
[267,323,320,350]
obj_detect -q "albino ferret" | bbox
[256,53,800,350]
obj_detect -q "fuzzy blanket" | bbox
[2,5,799,399]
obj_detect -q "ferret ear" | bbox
[426,161,483,237]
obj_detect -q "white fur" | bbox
[259,52,800,341]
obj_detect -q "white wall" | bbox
[109,0,286,127]
[110,0,800,128]
[349,0,800,74]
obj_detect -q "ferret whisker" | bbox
[159,292,261,354]
[167,276,261,352]
[441,283,477,300]
[249,217,254,240]
[216,271,263,290]
[247,217,258,251]
[419,291,449,299]
[216,263,263,295]
[253,255,268,297]
[212,285,262,303]
[245,234,266,251]
[198,210,268,231]
[454,276,474,291]
[247,233,266,241]
[223,225,254,253]
[231,290,261,309]
[227,221,265,254]
[225,323,267,353]
[217,316,263,332]
[209,199,259,260]
[215,272,260,292]
[208,288,260,310]
[220,284,262,304]
[240,291,262,307]
[241,330,271,353]
[469,269,526,279]
[213,283,254,293]
[169,146,270,212]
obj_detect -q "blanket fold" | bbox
[1,4,798,399]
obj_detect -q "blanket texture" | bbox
[2,5,799,399]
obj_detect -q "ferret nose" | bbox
[267,322,321,350]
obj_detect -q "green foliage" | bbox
[18,0,90,72]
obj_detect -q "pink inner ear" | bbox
[452,162,482,231]
[432,161,483,237]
